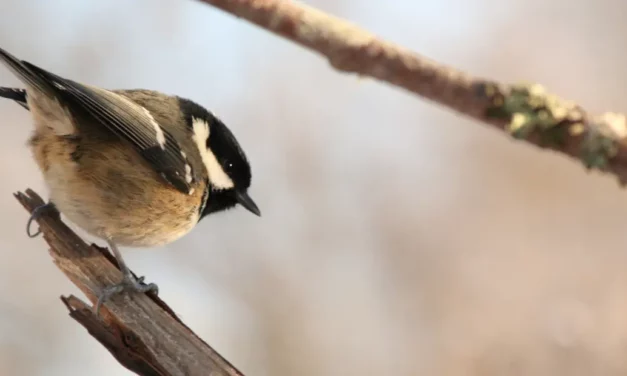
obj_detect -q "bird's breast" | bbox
[29,130,206,247]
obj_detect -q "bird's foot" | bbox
[26,202,56,238]
[94,271,159,316]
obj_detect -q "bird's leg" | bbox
[95,240,159,315]
[26,202,56,238]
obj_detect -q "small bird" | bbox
[0,47,260,314]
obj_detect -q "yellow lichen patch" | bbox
[507,82,582,125]
[507,113,528,134]
[486,82,625,173]
[568,123,585,136]
[546,97,579,122]
[599,112,627,139]
[528,83,546,97]
[526,84,547,109]
[549,105,568,121]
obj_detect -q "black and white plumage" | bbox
[0,87,28,109]
[0,47,260,313]
[1,50,198,195]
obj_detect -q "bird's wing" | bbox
[0,47,195,194]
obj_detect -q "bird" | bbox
[0,47,261,314]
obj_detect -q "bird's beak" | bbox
[235,190,261,217]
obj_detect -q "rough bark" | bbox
[15,189,244,376]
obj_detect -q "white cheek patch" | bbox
[191,117,234,190]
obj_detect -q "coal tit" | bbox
[0,47,261,313]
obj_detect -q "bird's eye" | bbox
[223,160,234,171]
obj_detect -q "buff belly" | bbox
[29,131,203,248]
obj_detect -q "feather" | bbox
[0,48,194,194]
[0,87,28,109]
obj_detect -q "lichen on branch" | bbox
[199,0,627,186]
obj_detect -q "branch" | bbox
[14,189,245,376]
[198,0,627,185]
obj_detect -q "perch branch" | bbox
[14,189,244,376]
[198,0,627,185]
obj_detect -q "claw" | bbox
[94,273,159,316]
[94,240,158,317]
[26,202,55,238]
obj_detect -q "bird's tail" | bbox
[0,87,28,109]
[0,48,55,99]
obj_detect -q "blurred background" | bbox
[1,0,627,375]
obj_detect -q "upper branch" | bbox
[198,0,627,185]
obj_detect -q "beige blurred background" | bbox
[1,0,627,375]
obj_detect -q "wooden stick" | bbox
[15,189,244,376]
